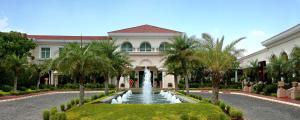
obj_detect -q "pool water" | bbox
[123,93,171,104]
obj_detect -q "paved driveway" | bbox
[0,92,101,120]
[191,92,300,120]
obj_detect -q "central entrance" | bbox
[138,71,153,88]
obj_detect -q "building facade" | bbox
[28,25,182,88]
[239,24,300,68]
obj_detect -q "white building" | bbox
[239,24,300,68]
[28,24,183,88]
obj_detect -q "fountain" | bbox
[142,67,152,104]
[160,90,181,104]
[111,68,182,104]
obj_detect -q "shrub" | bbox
[63,83,79,89]
[225,105,231,113]
[108,84,116,89]
[296,96,300,101]
[91,95,99,100]
[75,99,80,104]
[60,104,65,111]
[219,102,226,111]
[66,102,72,110]
[71,99,75,105]
[263,84,277,95]
[202,98,211,103]
[253,84,264,94]
[99,93,105,98]
[43,110,50,120]
[50,107,58,116]
[0,85,13,92]
[271,93,277,97]
[229,107,243,119]
[18,86,27,91]
[50,112,67,120]
[85,83,99,88]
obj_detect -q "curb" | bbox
[0,91,103,103]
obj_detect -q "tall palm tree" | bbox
[55,43,108,105]
[267,55,291,81]
[4,54,28,92]
[91,40,129,95]
[164,35,197,94]
[197,33,245,104]
[249,59,259,83]
[30,59,53,89]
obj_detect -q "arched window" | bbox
[140,42,151,52]
[121,42,133,52]
[159,42,170,51]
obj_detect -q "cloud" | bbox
[0,16,9,30]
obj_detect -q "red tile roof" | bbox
[27,35,111,40]
[108,24,181,33]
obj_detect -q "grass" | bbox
[66,103,230,120]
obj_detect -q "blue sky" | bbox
[0,0,300,55]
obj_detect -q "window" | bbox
[121,42,133,52]
[41,48,50,58]
[140,42,151,52]
[159,42,170,51]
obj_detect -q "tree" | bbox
[249,59,259,83]
[30,59,53,89]
[0,32,36,59]
[54,43,108,105]
[197,33,245,104]
[267,55,291,82]
[91,40,130,95]
[163,35,197,94]
[4,54,28,92]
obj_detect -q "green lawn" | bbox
[66,103,230,120]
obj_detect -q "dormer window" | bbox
[140,42,151,52]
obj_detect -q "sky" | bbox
[0,0,300,56]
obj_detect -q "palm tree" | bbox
[30,59,53,89]
[249,59,259,83]
[197,33,245,104]
[4,54,28,92]
[164,35,197,94]
[267,55,291,82]
[54,43,108,105]
[91,40,129,95]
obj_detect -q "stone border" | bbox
[0,91,103,103]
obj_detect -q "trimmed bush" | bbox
[0,85,13,92]
[253,84,264,94]
[295,96,300,101]
[63,83,79,89]
[225,105,231,113]
[108,84,116,89]
[66,102,72,110]
[75,99,79,105]
[60,104,65,111]
[91,95,99,100]
[229,107,243,119]
[263,84,277,95]
[71,99,75,105]
[43,110,50,120]
[19,86,27,91]
[219,102,226,111]
[202,98,211,103]
[50,107,58,116]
